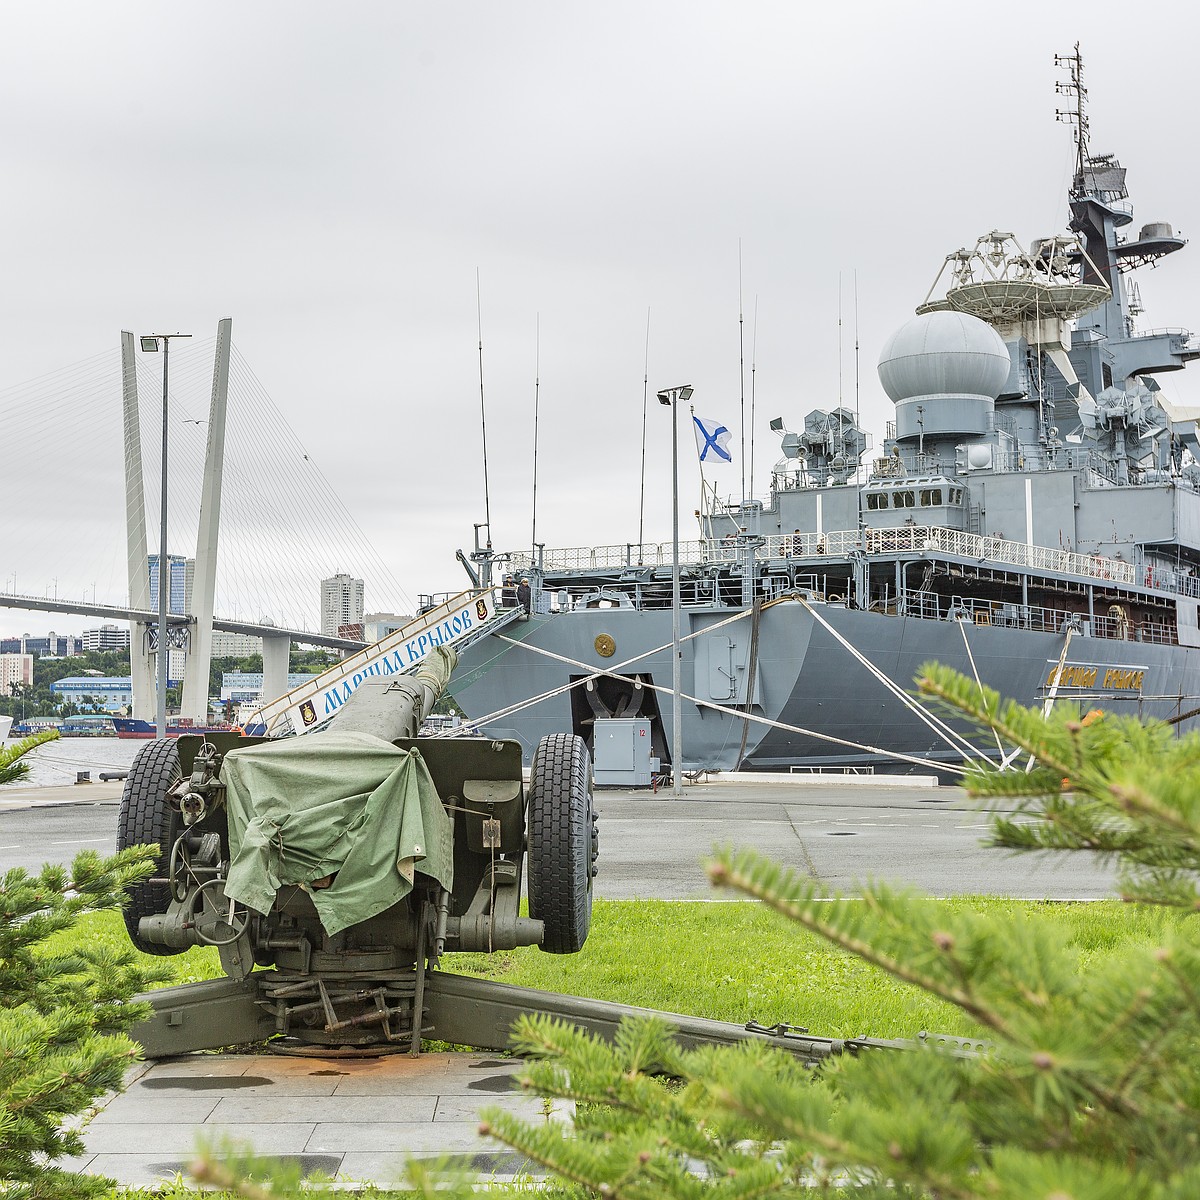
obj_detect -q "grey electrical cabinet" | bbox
[592,718,653,787]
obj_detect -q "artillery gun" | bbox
[118,645,952,1065]
[117,646,599,1055]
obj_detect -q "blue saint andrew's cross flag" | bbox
[692,415,734,465]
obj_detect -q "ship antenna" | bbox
[738,240,746,505]
[837,273,844,456]
[853,270,861,435]
[531,313,541,569]
[750,295,758,492]
[1055,42,1089,190]
[638,307,651,564]
[476,269,492,547]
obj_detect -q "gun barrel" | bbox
[326,645,458,741]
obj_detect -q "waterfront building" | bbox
[50,676,134,712]
[321,573,364,638]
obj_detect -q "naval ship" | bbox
[448,48,1200,775]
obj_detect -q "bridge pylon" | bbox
[121,321,232,725]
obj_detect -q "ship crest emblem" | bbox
[299,700,317,727]
[476,599,488,621]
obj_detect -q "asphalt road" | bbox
[0,777,1119,899]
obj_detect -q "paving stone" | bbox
[89,1096,221,1124]
[83,1121,317,1154]
[129,1073,342,1097]
[210,1094,437,1124]
[338,1150,546,1182]
[432,1093,570,1123]
[83,1152,345,1187]
[306,1121,489,1154]
[136,1056,256,1076]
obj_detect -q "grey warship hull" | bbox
[452,531,1200,774]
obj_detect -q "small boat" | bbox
[111,716,235,740]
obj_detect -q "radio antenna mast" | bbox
[738,241,746,504]
[476,269,492,542]
[750,296,758,492]
[1055,42,1089,187]
[638,307,651,564]
[531,313,541,566]
[854,270,861,432]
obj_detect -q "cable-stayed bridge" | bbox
[0,319,418,719]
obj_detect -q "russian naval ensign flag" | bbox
[692,415,733,465]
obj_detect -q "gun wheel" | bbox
[527,732,596,954]
[117,737,186,956]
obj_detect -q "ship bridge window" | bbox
[892,489,916,508]
[919,488,943,506]
[866,492,888,510]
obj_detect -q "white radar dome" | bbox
[877,310,1010,404]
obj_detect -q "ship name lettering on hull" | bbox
[1046,665,1145,690]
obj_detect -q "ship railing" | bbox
[511,540,714,572]
[533,525,1196,600]
[992,448,1098,474]
[898,589,1175,645]
[1134,326,1197,345]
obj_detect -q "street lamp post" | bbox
[656,384,693,798]
[140,332,191,738]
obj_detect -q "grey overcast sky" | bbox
[3,1,1200,639]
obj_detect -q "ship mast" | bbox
[1054,42,1089,194]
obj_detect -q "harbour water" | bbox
[2,736,143,788]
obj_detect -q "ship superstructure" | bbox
[448,48,1200,775]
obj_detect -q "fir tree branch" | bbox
[917,668,1076,781]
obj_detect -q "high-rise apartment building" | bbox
[148,554,194,683]
[0,653,34,693]
[148,554,194,615]
[321,573,365,638]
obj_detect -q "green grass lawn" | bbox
[55,897,1199,1042]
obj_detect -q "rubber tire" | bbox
[527,732,595,954]
[116,738,186,956]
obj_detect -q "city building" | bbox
[211,631,264,657]
[148,554,194,682]
[82,624,131,652]
[0,653,34,693]
[148,554,194,615]
[50,676,134,713]
[321,573,364,638]
[364,611,413,643]
[220,671,314,705]
[1,633,82,657]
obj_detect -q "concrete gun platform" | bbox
[72,1052,563,1188]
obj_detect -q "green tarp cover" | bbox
[221,731,453,937]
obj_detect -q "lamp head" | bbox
[657,384,694,406]
[140,336,160,353]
